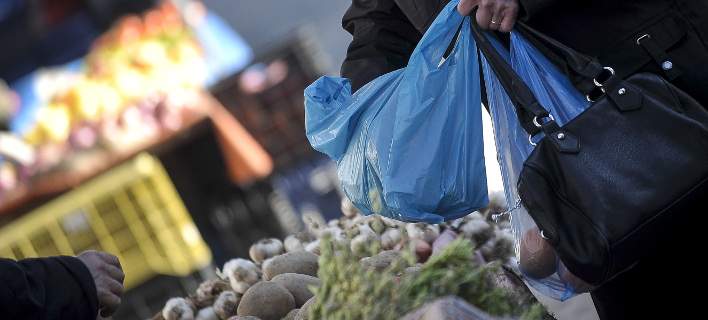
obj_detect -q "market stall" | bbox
[0,3,277,318]
[0,2,263,215]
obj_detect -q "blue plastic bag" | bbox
[304,0,488,223]
[483,32,591,300]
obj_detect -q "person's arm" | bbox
[341,0,422,91]
[0,251,124,319]
[0,256,99,319]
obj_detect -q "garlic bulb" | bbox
[302,212,326,236]
[195,307,218,320]
[328,219,342,228]
[340,197,359,218]
[248,238,284,264]
[222,259,261,294]
[284,235,305,252]
[194,279,230,308]
[460,219,494,246]
[163,297,195,320]
[405,223,439,243]
[350,232,379,255]
[446,217,467,230]
[380,216,404,228]
[348,215,367,229]
[366,215,386,235]
[380,228,402,250]
[467,211,484,221]
[487,190,507,213]
[213,291,240,320]
[357,224,377,238]
[320,226,345,242]
[480,230,515,262]
[305,239,320,255]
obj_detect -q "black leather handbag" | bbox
[471,21,708,286]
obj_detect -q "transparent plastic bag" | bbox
[304,0,488,223]
[483,31,592,300]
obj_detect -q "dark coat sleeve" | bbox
[340,0,558,91]
[340,0,423,91]
[0,256,99,320]
[517,0,558,20]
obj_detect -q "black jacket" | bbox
[340,1,708,319]
[341,0,708,92]
[0,257,98,319]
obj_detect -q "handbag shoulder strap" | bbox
[471,21,550,136]
[472,19,615,134]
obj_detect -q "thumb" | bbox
[457,0,480,16]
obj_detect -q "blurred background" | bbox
[0,1,350,318]
[0,1,596,319]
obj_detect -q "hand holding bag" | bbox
[473,20,708,286]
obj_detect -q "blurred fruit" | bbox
[37,103,72,143]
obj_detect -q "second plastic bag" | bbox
[304,0,488,223]
[483,31,592,300]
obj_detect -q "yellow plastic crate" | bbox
[0,153,212,289]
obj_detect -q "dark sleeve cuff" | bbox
[55,256,100,317]
[1,256,100,319]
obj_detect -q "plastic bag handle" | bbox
[471,20,549,136]
[408,0,467,68]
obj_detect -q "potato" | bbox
[519,228,557,279]
[413,239,432,263]
[237,282,295,320]
[294,297,315,320]
[271,273,321,307]
[282,309,299,320]
[262,252,319,280]
[432,229,458,256]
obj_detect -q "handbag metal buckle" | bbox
[636,33,651,45]
[529,134,539,146]
[529,114,555,146]
[586,86,606,102]
[592,67,615,87]
[532,114,555,128]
